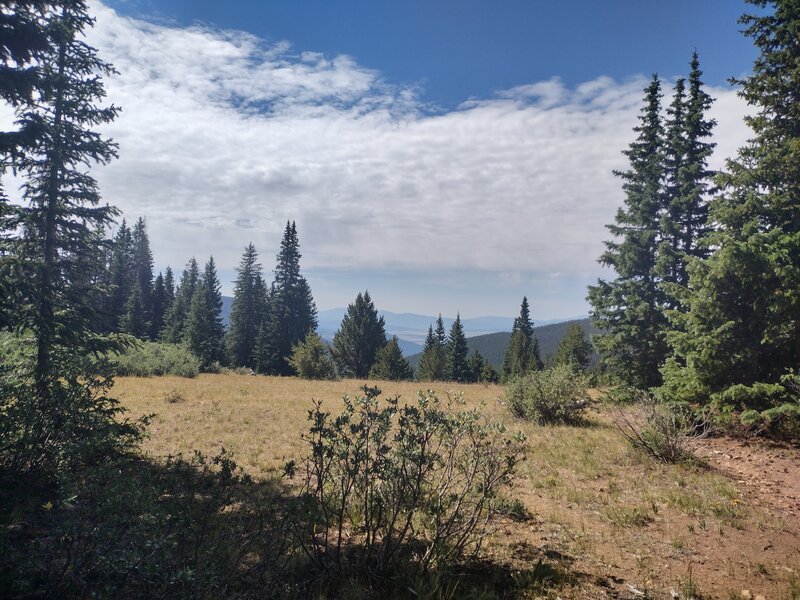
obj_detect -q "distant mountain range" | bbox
[220,297,588,359]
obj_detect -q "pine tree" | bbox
[252,275,272,373]
[264,222,317,374]
[369,336,414,381]
[660,1,800,406]
[130,217,154,334]
[183,257,225,369]
[657,53,716,298]
[502,297,542,381]
[120,282,147,338]
[416,322,445,381]
[445,313,470,382]
[0,1,139,474]
[107,220,134,330]
[150,272,168,339]
[226,244,263,369]
[467,349,487,383]
[161,258,199,343]
[288,332,337,380]
[163,266,175,309]
[587,76,669,389]
[332,291,386,378]
[552,323,593,372]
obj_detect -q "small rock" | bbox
[741,591,752,600]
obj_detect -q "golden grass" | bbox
[113,373,799,598]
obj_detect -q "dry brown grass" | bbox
[113,374,800,599]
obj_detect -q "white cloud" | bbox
[36,3,755,293]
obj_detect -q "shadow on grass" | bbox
[0,453,589,600]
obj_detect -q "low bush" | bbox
[505,365,591,425]
[288,332,338,380]
[613,391,705,463]
[112,340,201,378]
[285,386,525,585]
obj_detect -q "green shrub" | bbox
[112,341,201,378]
[505,365,591,425]
[288,332,338,380]
[285,386,525,583]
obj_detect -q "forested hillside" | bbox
[408,318,596,371]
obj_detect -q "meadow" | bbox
[114,374,800,599]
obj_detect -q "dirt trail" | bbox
[693,436,800,519]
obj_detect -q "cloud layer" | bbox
[7,2,754,314]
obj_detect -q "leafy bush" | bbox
[285,386,525,583]
[288,332,338,380]
[505,365,591,425]
[613,391,705,463]
[112,340,201,378]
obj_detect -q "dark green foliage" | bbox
[502,297,542,381]
[263,222,317,375]
[130,217,154,334]
[467,349,486,383]
[480,361,500,384]
[107,220,134,331]
[587,76,669,389]
[120,282,148,339]
[552,322,593,372]
[111,340,201,378]
[161,257,199,343]
[332,291,387,378]
[505,365,592,425]
[288,332,337,380]
[287,386,525,582]
[183,257,225,370]
[225,244,265,369]
[369,336,413,381]
[150,272,168,339]
[415,319,446,381]
[657,53,716,295]
[445,313,470,382]
[660,1,800,423]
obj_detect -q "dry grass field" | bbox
[114,374,800,599]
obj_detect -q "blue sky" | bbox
[70,1,756,319]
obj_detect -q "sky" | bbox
[19,1,764,319]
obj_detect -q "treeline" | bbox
[590,22,799,432]
[99,218,317,374]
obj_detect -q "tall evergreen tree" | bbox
[0,1,138,474]
[120,282,147,338]
[161,258,198,343]
[657,53,716,297]
[184,257,225,369]
[150,272,168,340]
[660,1,800,406]
[416,318,446,381]
[163,266,175,309]
[467,349,487,384]
[332,291,386,378]
[264,222,317,375]
[587,76,669,389]
[226,244,263,369]
[445,313,470,383]
[369,336,414,381]
[502,297,542,380]
[107,220,133,330]
[130,217,154,333]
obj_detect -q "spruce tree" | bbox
[416,322,445,381]
[552,323,593,372]
[120,282,148,338]
[502,297,542,381]
[226,244,263,369]
[467,349,487,383]
[150,272,168,340]
[660,1,800,406]
[332,291,386,378]
[107,220,134,330]
[587,76,669,389]
[445,313,470,382]
[130,217,154,334]
[184,257,225,369]
[0,1,138,473]
[657,53,716,298]
[369,336,414,381]
[161,258,198,343]
[264,222,317,374]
